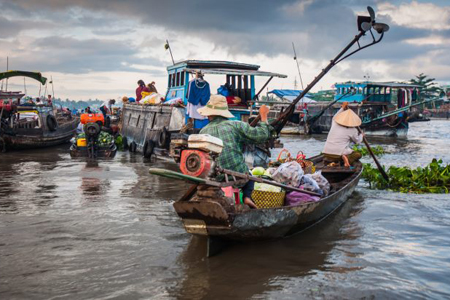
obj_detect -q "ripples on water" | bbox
[0,121,449,299]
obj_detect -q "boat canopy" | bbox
[0,71,47,85]
[184,68,286,78]
[168,60,287,78]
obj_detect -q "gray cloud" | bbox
[1,0,449,83]
[0,36,165,74]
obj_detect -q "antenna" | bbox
[292,42,304,90]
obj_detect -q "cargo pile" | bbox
[249,161,330,208]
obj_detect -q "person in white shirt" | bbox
[322,102,363,167]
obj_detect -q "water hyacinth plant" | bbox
[352,145,385,157]
[362,159,450,193]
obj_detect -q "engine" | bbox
[172,134,223,179]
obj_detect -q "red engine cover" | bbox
[0,100,17,112]
[180,149,214,178]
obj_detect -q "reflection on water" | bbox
[0,121,450,299]
[174,192,365,299]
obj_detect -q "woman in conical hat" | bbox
[322,102,363,167]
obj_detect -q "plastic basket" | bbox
[251,190,286,208]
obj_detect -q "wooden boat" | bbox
[120,60,287,158]
[150,155,362,256]
[303,82,422,138]
[0,71,79,152]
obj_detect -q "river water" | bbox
[1,121,449,299]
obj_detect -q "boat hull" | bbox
[174,160,362,242]
[1,118,79,151]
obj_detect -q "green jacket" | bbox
[200,117,274,174]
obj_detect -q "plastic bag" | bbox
[300,174,323,196]
[285,191,320,206]
[311,171,330,196]
[272,161,304,187]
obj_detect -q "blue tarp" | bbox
[268,89,306,98]
[268,89,316,103]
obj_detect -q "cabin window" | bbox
[386,87,391,94]
[180,71,185,86]
[168,74,172,88]
[172,73,176,87]
[363,87,367,94]
[176,72,180,86]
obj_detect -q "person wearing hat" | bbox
[322,102,363,167]
[198,95,273,209]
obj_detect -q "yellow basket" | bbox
[251,190,286,208]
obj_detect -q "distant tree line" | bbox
[52,98,104,109]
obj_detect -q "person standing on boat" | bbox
[47,95,53,106]
[184,71,210,131]
[136,80,150,103]
[322,102,363,167]
[198,95,273,209]
[99,99,115,118]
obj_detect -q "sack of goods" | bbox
[97,131,114,147]
[272,161,304,188]
[285,191,321,206]
[141,92,164,105]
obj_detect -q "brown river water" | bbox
[1,120,450,299]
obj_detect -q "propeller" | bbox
[373,22,390,33]
[367,6,376,22]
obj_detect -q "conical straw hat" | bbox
[197,94,234,119]
[334,109,361,127]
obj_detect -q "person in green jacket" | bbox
[198,94,273,208]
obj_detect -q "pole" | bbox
[292,42,304,90]
[5,56,8,91]
[166,40,175,65]
[250,31,366,130]
[357,127,389,182]
[272,31,365,133]
[51,76,55,99]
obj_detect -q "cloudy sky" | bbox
[1,0,449,101]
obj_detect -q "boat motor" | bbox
[178,134,223,179]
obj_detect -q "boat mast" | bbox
[5,56,8,91]
[292,42,304,90]
[51,76,55,99]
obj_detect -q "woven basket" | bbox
[300,160,315,174]
[251,190,286,208]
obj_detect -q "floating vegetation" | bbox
[352,145,385,157]
[362,159,450,194]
